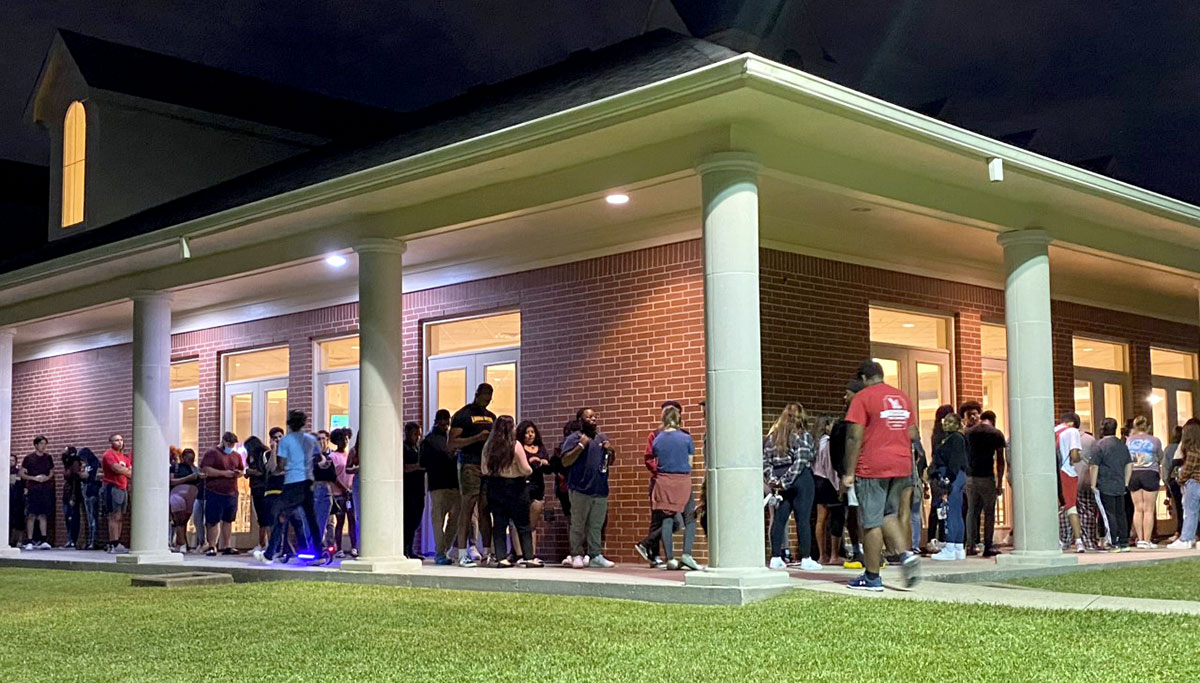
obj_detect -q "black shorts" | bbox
[1129,469,1160,492]
[252,489,272,526]
[814,475,841,506]
[205,491,239,524]
[24,488,54,516]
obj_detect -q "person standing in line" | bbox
[517,420,549,557]
[346,430,360,557]
[245,432,273,554]
[9,454,25,549]
[168,448,201,552]
[648,405,699,570]
[329,428,355,557]
[931,413,969,561]
[812,415,843,565]
[1126,416,1164,549]
[481,415,542,567]
[100,434,132,554]
[634,401,686,567]
[20,436,55,550]
[254,410,322,564]
[77,447,101,550]
[553,418,581,566]
[1090,418,1132,552]
[763,402,821,571]
[312,430,338,552]
[961,401,1006,557]
[561,408,617,568]
[450,383,496,568]
[61,446,84,548]
[1167,421,1200,550]
[421,410,459,565]
[198,432,244,556]
[841,361,922,591]
[830,381,864,568]
[1054,413,1087,554]
[924,404,955,554]
[1165,426,1185,542]
[402,422,426,560]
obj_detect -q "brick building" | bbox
[1,30,1197,592]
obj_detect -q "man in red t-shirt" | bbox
[100,433,132,554]
[841,360,922,591]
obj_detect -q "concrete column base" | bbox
[340,557,422,573]
[115,550,184,565]
[994,550,1078,568]
[684,566,792,589]
[0,547,20,559]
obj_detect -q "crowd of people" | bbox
[11,365,1200,590]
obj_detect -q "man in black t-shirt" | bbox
[450,383,496,567]
[830,380,864,568]
[421,410,459,565]
[20,436,55,550]
[961,402,1007,557]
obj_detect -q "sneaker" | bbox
[1120,545,1133,553]
[1167,539,1195,550]
[434,556,453,566]
[1144,541,1159,549]
[665,558,681,570]
[457,554,478,568]
[679,554,701,571]
[633,543,651,565]
[954,544,966,560]
[900,552,921,588]
[251,545,263,554]
[1075,540,1086,554]
[799,558,823,571]
[847,573,884,592]
[843,558,863,570]
[37,542,51,550]
[561,555,574,567]
[251,549,273,565]
[110,543,128,554]
[588,554,616,568]
[467,547,482,562]
[64,542,76,549]
[571,555,585,569]
[1108,547,1123,554]
[22,543,34,551]
[768,556,787,570]
[1136,540,1150,549]
[652,557,666,568]
[930,546,958,561]
[982,547,1002,558]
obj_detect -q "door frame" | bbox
[221,376,288,548]
[314,368,360,433]
[1073,367,1130,433]
[168,387,200,453]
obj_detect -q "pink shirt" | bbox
[331,450,353,495]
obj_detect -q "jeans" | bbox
[770,468,815,558]
[964,476,997,550]
[83,495,100,548]
[910,485,923,549]
[945,471,967,544]
[352,476,361,549]
[1181,480,1200,543]
[313,483,333,548]
[63,501,81,546]
[191,497,207,548]
[660,496,696,560]
[568,490,608,557]
[1100,491,1130,548]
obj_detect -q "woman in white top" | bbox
[481,415,543,567]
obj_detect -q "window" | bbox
[1072,337,1129,434]
[316,336,359,432]
[428,311,520,356]
[1150,348,1199,440]
[61,101,86,227]
[869,307,952,441]
[427,312,521,427]
[979,323,1008,435]
[169,360,200,455]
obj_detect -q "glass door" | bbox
[1074,370,1128,434]
[169,388,200,454]
[316,369,359,432]
[872,345,952,441]
[222,377,288,548]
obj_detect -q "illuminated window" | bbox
[869,308,949,350]
[1073,337,1126,372]
[169,360,199,390]
[316,336,359,432]
[61,101,86,227]
[980,323,1007,359]
[1151,348,1197,381]
[318,336,360,370]
[428,312,521,356]
[224,347,289,382]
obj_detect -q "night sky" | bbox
[3,1,1198,204]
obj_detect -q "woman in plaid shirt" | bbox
[1167,421,1200,550]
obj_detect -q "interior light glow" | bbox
[1082,347,1094,353]
[901,323,916,328]
[605,193,629,205]
[325,254,348,268]
[1147,393,1164,405]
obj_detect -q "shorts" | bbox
[814,475,841,506]
[252,489,272,526]
[1129,469,1160,492]
[855,476,910,529]
[459,462,483,497]
[101,483,128,514]
[1059,470,1079,510]
[168,485,198,514]
[205,491,239,524]
[24,488,54,516]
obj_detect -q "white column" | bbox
[117,291,182,564]
[0,330,18,558]
[685,152,789,593]
[995,229,1073,566]
[342,239,419,573]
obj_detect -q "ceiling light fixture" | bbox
[325,253,348,268]
[901,323,916,328]
[605,193,630,205]
[1082,347,1094,353]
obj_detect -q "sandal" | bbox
[220,548,240,555]
[497,557,515,568]
[520,558,544,568]
[204,548,217,557]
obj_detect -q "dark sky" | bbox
[3,1,1198,204]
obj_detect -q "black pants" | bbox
[964,476,997,550]
[927,478,947,543]
[1100,492,1130,548]
[63,500,81,546]
[487,476,533,560]
[267,481,321,559]
[403,474,426,558]
[1169,479,1184,532]
[770,468,815,558]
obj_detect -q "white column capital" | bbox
[997,228,1052,249]
[695,151,762,178]
[130,289,173,305]
[353,238,407,256]
[0,328,15,339]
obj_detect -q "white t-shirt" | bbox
[1055,424,1082,477]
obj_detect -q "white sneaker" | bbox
[467,547,482,562]
[931,546,958,561]
[954,544,967,560]
[560,555,573,567]
[799,557,823,571]
[1075,540,1086,554]
[588,554,616,568]
[37,542,51,550]
[251,549,274,565]
[571,555,585,569]
[1167,539,1195,550]
[251,545,263,554]
[111,543,128,554]
[457,554,478,568]
[768,556,787,570]
[22,543,34,551]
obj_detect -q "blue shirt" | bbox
[279,432,316,485]
[652,430,693,474]
[562,431,610,497]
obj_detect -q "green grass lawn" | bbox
[1008,557,1200,601]
[3,568,1200,682]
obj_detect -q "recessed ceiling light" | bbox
[325,253,348,268]
[1082,347,1094,353]
[350,345,359,350]
[901,323,916,328]
[605,193,630,205]
[850,207,872,212]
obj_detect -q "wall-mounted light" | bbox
[325,254,348,268]
[988,157,1004,182]
[605,193,630,205]
[179,236,191,260]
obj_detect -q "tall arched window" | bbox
[61,100,86,226]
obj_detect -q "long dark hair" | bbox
[931,404,955,450]
[516,420,544,452]
[484,415,518,474]
[244,436,267,461]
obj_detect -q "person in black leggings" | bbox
[763,402,820,571]
[481,415,542,567]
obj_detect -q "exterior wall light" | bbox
[325,254,348,268]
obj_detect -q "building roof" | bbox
[2,30,736,275]
[52,29,405,139]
